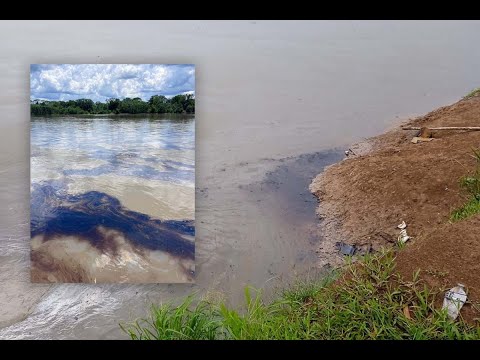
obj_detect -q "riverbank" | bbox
[310,93,480,322]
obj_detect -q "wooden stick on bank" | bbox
[402,126,480,131]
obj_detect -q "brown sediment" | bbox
[310,95,480,322]
[31,231,195,284]
[31,248,90,283]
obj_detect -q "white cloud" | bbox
[30,64,195,102]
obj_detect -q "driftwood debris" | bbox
[402,126,480,131]
[418,127,433,138]
[411,137,434,144]
[404,126,480,144]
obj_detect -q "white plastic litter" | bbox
[344,148,356,157]
[443,284,467,320]
[397,221,410,243]
[398,229,410,243]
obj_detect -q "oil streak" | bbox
[31,182,195,259]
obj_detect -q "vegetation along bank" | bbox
[31,94,194,115]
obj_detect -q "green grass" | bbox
[450,148,480,222]
[119,294,223,340]
[464,88,480,99]
[120,250,480,340]
[450,197,480,222]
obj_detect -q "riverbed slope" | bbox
[310,95,480,322]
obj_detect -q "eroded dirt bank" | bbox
[310,95,480,321]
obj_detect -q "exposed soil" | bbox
[310,95,480,322]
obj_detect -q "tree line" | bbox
[31,94,195,116]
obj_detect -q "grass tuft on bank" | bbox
[464,88,480,99]
[120,250,480,340]
[451,148,480,222]
[450,197,480,222]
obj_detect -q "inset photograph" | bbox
[30,64,195,283]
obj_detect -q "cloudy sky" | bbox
[30,64,195,102]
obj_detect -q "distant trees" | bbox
[170,94,195,114]
[107,98,121,113]
[148,95,169,113]
[30,102,53,115]
[76,99,94,112]
[94,101,109,114]
[118,97,150,114]
[30,94,195,116]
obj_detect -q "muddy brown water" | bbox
[1,21,480,339]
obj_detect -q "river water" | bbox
[30,115,195,284]
[1,20,480,339]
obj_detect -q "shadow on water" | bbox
[234,149,345,279]
[31,182,195,260]
[246,150,344,223]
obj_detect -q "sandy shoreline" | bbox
[310,95,480,321]
[308,118,410,269]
